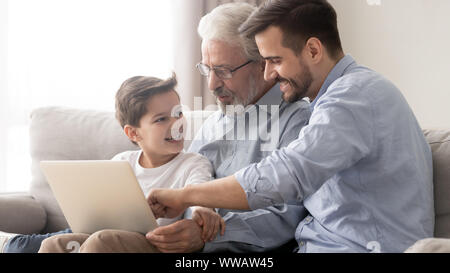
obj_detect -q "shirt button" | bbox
[299,241,305,246]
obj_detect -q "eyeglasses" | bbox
[196,60,253,80]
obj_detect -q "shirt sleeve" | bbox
[183,155,213,185]
[277,100,311,148]
[110,151,129,161]
[235,85,375,209]
[201,203,307,253]
[110,153,121,161]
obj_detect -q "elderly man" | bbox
[144,2,310,253]
[149,0,434,253]
[37,2,310,253]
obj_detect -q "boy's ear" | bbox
[124,125,140,142]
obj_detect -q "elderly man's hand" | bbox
[145,219,205,253]
[147,188,188,219]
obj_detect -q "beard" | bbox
[214,75,259,115]
[278,60,313,103]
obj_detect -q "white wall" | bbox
[0,0,8,191]
[328,0,450,129]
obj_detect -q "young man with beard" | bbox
[148,0,434,253]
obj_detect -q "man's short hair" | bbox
[198,2,262,61]
[239,0,343,59]
[115,73,178,130]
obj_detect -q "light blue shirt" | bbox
[235,55,434,253]
[188,84,311,252]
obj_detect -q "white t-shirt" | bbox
[111,150,213,226]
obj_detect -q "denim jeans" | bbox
[3,228,72,253]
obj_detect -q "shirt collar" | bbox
[255,83,283,106]
[242,83,282,117]
[310,54,356,111]
[220,83,282,120]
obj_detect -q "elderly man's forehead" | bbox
[201,40,247,64]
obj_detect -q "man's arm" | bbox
[235,85,374,210]
[148,175,249,219]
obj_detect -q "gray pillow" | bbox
[0,195,46,234]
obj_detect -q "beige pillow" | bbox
[405,238,450,253]
[423,129,450,238]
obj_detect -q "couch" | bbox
[0,106,449,252]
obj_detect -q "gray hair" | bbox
[198,2,262,61]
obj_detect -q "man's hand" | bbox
[147,188,188,219]
[145,219,205,253]
[192,207,225,242]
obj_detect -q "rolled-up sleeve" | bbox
[235,85,375,210]
[202,203,307,253]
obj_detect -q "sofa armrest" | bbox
[404,238,450,253]
[0,194,47,234]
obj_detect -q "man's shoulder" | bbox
[332,66,395,96]
[197,110,223,127]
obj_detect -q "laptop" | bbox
[40,160,158,235]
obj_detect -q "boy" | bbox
[2,74,224,253]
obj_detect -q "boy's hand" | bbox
[147,188,187,219]
[192,207,225,242]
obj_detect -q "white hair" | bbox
[198,2,261,61]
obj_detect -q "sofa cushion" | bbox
[423,129,450,238]
[29,107,139,232]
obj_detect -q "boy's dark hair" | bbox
[239,0,343,59]
[115,73,178,131]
